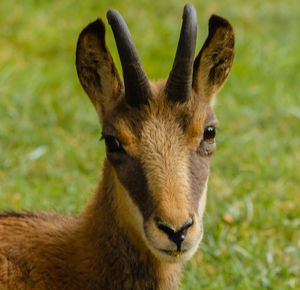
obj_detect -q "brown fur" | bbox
[0,10,234,289]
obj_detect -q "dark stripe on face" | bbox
[188,151,211,212]
[107,153,155,221]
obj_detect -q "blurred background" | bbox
[0,0,299,288]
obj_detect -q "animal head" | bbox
[76,4,234,263]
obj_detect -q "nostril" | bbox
[155,218,194,251]
[157,223,175,237]
[180,217,193,232]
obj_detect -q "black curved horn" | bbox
[165,4,197,103]
[107,9,152,107]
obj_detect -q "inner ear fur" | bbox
[76,19,123,122]
[192,15,235,103]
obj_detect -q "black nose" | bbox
[156,218,193,251]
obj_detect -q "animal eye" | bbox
[103,135,124,153]
[203,126,216,143]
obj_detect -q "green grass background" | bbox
[0,0,299,289]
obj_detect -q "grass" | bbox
[0,0,299,289]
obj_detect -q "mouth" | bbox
[162,249,187,257]
[157,247,189,258]
[146,240,199,263]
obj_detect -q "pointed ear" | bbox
[192,15,234,104]
[76,19,123,123]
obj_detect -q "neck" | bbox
[77,159,182,289]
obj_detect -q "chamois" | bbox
[0,4,234,289]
